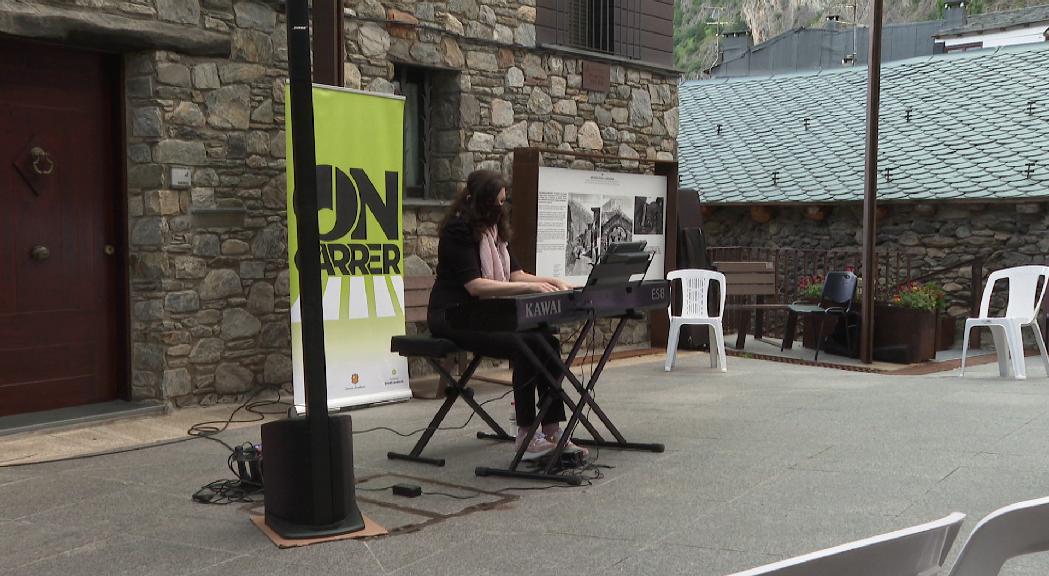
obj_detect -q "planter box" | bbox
[799,304,941,363]
[936,315,956,351]
[872,304,937,364]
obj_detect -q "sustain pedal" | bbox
[559,450,587,469]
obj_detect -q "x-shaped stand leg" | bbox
[537,315,664,476]
[388,353,512,467]
[475,314,665,485]
[476,316,607,448]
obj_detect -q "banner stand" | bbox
[286,85,412,413]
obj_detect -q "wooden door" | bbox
[0,38,124,417]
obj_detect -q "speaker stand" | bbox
[264,509,365,540]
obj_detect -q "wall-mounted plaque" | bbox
[582,61,610,93]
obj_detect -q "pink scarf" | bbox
[479,226,511,282]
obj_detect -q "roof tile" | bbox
[679,43,1049,204]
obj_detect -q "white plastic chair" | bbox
[665,269,727,372]
[948,496,1049,576]
[726,512,966,576]
[960,265,1049,380]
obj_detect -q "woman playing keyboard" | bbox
[427,169,587,461]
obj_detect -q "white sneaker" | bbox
[546,430,589,459]
[516,434,557,461]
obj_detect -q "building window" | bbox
[945,41,983,52]
[556,0,641,59]
[395,65,428,198]
[393,64,462,200]
[568,0,614,53]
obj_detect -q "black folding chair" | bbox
[780,271,859,362]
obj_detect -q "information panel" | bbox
[534,167,667,286]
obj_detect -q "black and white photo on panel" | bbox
[565,193,602,277]
[600,197,633,253]
[633,196,664,236]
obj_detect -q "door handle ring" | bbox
[30,147,54,176]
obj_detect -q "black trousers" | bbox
[429,308,566,427]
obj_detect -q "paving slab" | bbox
[0,536,230,576]
[600,544,783,575]
[185,555,313,576]
[248,532,384,575]
[0,474,128,521]
[2,353,1049,575]
[0,520,118,573]
[661,500,912,559]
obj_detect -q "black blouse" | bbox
[428,216,521,312]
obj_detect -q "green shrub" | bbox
[889,282,945,312]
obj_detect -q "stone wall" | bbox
[349,0,680,218]
[122,0,291,406]
[348,0,680,357]
[3,0,678,406]
[702,201,1049,333]
[349,0,685,388]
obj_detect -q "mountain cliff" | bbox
[674,0,1046,74]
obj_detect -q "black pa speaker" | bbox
[261,412,364,538]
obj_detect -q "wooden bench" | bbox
[400,275,465,399]
[716,261,789,350]
[403,275,435,324]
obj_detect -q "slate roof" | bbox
[678,43,1049,205]
[936,4,1049,36]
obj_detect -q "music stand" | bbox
[584,241,654,288]
[605,240,648,254]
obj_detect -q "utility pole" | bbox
[706,8,732,69]
[860,0,884,364]
[837,3,861,65]
[850,3,859,65]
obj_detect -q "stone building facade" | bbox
[678,44,1049,341]
[0,0,677,414]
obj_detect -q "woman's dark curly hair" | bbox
[441,170,512,242]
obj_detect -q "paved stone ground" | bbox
[3,351,1049,576]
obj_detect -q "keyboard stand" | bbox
[475,315,606,456]
[475,310,666,485]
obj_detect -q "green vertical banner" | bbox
[287,85,411,410]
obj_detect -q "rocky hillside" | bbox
[674,0,1046,74]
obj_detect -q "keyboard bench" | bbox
[388,334,513,467]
